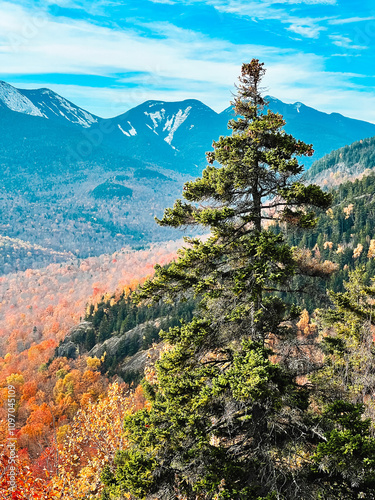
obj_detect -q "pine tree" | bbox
[84,328,96,351]
[102,60,332,499]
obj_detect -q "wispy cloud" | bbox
[0,2,281,112]
[287,23,326,38]
[329,34,368,50]
[200,0,332,42]
[329,16,375,25]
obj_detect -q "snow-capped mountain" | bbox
[0,81,99,128]
[1,79,375,175]
[0,81,44,117]
[110,98,224,150]
[95,99,228,171]
[21,88,99,128]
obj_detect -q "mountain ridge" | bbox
[2,80,375,272]
[2,80,375,172]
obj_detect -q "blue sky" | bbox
[1,0,375,121]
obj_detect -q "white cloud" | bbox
[201,0,332,42]
[287,23,326,38]
[204,0,335,9]
[329,34,368,50]
[329,16,375,25]
[0,3,288,89]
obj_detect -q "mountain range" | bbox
[2,80,375,273]
[2,80,375,172]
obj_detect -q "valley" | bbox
[2,82,375,274]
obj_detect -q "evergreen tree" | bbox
[302,268,375,499]
[98,316,111,343]
[102,60,332,499]
[312,266,375,418]
[84,328,96,351]
[310,400,375,499]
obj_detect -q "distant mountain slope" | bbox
[0,81,99,127]
[1,80,375,271]
[0,81,45,116]
[21,87,99,128]
[102,99,228,171]
[304,136,375,188]
[0,161,188,267]
[0,235,74,274]
[2,81,375,174]
[104,97,375,172]
[223,97,375,169]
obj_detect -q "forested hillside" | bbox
[0,241,180,496]
[3,60,375,500]
[0,165,189,274]
[305,135,375,188]
[55,293,195,383]
[281,173,375,310]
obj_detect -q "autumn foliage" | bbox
[0,243,178,498]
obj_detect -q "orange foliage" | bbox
[0,241,179,363]
[0,242,180,497]
[0,447,58,499]
[52,382,146,499]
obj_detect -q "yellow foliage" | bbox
[326,208,334,219]
[56,424,70,444]
[368,239,375,258]
[86,356,101,371]
[52,382,143,499]
[297,309,309,332]
[343,203,354,219]
[293,248,338,278]
[353,243,363,259]
[80,392,95,407]
[6,373,25,386]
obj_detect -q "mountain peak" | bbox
[19,86,99,128]
[0,81,44,117]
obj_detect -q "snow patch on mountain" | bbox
[146,123,159,135]
[144,106,192,146]
[127,122,137,136]
[30,90,98,127]
[54,94,98,127]
[0,82,44,117]
[118,124,130,137]
[118,122,137,137]
[163,107,191,145]
[144,109,166,130]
